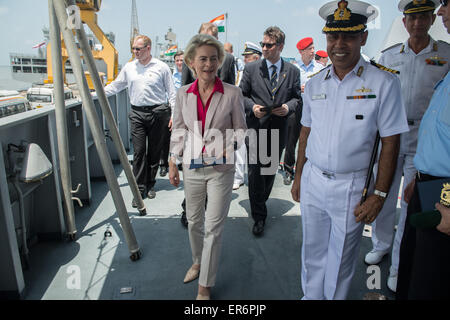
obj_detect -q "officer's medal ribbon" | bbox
[348,87,376,100]
[426,56,447,66]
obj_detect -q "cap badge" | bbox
[334,0,352,21]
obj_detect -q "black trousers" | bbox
[160,124,171,168]
[246,130,284,222]
[283,112,301,175]
[129,105,171,195]
[397,173,450,300]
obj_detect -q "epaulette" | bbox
[370,60,400,75]
[307,65,331,79]
[381,43,402,54]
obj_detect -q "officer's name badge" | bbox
[426,56,447,66]
[312,94,326,100]
[347,95,376,100]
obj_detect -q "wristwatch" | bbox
[374,189,388,199]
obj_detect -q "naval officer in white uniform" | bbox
[365,0,450,293]
[291,0,409,300]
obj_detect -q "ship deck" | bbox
[20,159,398,301]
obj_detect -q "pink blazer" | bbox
[170,82,247,172]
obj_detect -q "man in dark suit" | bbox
[178,22,236,228]
[239,26,302,236]
[181,22,235,86]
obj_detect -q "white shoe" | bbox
[387,274,397,292]
[233,183,242,190]
[364,250,388,265]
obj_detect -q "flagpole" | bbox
[225,12,228,43]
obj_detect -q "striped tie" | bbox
[270,65,278,92]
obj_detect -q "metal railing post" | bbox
[48,0,77,240]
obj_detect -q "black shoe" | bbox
[283,173,293,185]
[252,220,265,236]
[181,211,188,228]
[147,189,156,199]
[160,166,168,177]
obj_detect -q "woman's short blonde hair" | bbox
[183,34,225,76]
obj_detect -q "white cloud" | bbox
[292,6,319,18]
[0,6,9,16]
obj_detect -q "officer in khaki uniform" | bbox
[365,0,450,293]
[291,0,409,300]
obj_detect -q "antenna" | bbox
[130,0,140,53]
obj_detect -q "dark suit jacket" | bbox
[239,58,301,150]
[182,52,236,86]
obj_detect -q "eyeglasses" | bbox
[259,42,277,49]
[440,0,448,6]
[132,46,148,52]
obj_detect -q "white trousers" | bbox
[300,161,366,300]
[370,153,416,275]
[234,144,247,185]
[183,165,234,287]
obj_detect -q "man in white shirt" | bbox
[283,37,322,186]
[291,0,408,300]
[315,50,329,67]
[101,35,176,205]
[172,51,184,91]
[364,0,449,293]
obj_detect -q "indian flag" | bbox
[210,14,226,33]
[164,45,178,57]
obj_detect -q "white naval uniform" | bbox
[370,38,450,277]
[296,59,324,93]
[234,70,247,187]
[300,57,409,300]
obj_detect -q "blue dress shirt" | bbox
[414,72,450,177]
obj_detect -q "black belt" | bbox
[416,172,447,182]
[131,104,163,112]
[408,119,419,126]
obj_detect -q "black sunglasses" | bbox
[260,42,277,49]
[440,0,448,6]
[132,46,148,52]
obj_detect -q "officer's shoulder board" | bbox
[370,60,400,75]
[308,65,331,79]
[381,43,402,54]
[437,40,450,49]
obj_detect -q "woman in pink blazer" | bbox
[169,34,247,300]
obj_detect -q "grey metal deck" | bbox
[21,163,397,300]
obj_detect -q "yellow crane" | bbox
[45,0,118,88]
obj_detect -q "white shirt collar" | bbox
[266,58,282,72]
[329,56,367,81]
[403,37,436,55]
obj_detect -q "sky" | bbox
[0,0,445,68]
